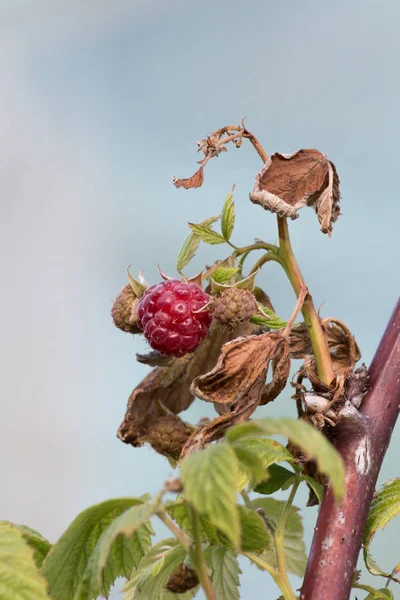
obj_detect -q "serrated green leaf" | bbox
[180,443,240,550]
[121,539,183,600]
[207,546,241,600]
[210,267,240,284]
[238,506,272,553]
[253,498,307,577]
[233,446,268,490]
[0,522,50,599]
[75,502,156,599]
[254,464,295,495]
[0,523,52,569]
[363,478,400,578]
[227,417,345,501]
[41,497,153,600]
[302,475,324,503]
[167,502,219,545]
[176,215,220,273]
[231,436,295,491]
[250,305,289,330]
[221,188,235,241]
[188,223,226,245]
[136,542,187,599]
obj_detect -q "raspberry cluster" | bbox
[137,279,212,357]
[212,287,257,327]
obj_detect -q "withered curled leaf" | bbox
[191,331,288,405]
[180,332,291,456]
[181,372,268,457]
[249,149,340,235]
[288,322,314,359]
[173,166,204,190]
[117,322,262,451]
[260,339,291,405]
[117,324,228,448]
[323,317,361,376]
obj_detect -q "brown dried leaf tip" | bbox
[173,166,204,190]
[249,149,341,235]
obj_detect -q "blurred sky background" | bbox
[1,1,400,598]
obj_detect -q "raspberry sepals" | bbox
[137,280,212,357]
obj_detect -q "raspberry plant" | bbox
[1,122,399,600]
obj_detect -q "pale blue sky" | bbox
[1,2,399,598]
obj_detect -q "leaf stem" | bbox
[240,489,256,510]
[156,511,191,553]
[277,216,335,386]
[188,507,216,600]
[243,552,296,600]
[273,473,301,600]
[234,241,279,256]
[248,251,283,274]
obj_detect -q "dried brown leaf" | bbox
[323,317,361,376]
[117,324,228,447]
[288,322,313,359]
[181,372,268,457]
[260,340,291,405]
[191,331,286,405]
[118,322,262,449]
[249,149,341,234]
[173,166,204,189]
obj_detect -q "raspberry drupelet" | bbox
[137,279,212,357]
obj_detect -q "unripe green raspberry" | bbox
[165,563,199,593]
[111,284,141,334]
[212,287,258,327]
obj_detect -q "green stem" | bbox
[156,511,191,552]
[243,553,296,600]
[240,489,255,510]
[249,251,283,275]
[234,241,279,256]
[277,216,335,386]
[275,474,301,592]
[189,507,216,600]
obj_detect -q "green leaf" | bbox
[221,188,235,241]
[253,498,307,577]
[75,501,156,599]
[41,497,153,600]
[238,506,272,553]
[0,523,52,568]
[206,546,241,600]
[250,305,289,330]
[0,522,50,599]
[176,215,220,273]
[180,443,240,550]
[227,417,345,501]
[188,223,226,245]
[254,464,295,495]
[233,445,268,490]
[363,478,400,577]
[167,502,219,545]
[364,590,394,599]
[302,475,324,504]
[210,267,240,284]
[122,538,186,600]
[231,436,295,490]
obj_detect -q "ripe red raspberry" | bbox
[137,279,212,357]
